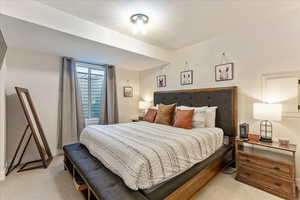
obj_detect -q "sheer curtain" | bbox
[99,65,119,124]
[57,57,85,149]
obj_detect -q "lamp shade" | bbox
[139,101,151,110]
[253,103,282,121]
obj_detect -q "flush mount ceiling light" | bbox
[130,13,149,35]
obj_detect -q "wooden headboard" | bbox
[154,86,238,137]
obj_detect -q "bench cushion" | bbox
[63,143,148,200]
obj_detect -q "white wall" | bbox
[6,48,61,163]
[116,68,140,123]
[5,48,140,164]
[140,11,300,182]
[0,55,7,181]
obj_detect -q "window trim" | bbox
[261,71,300,118]
[75,61,106,70]
[85,118,99,125]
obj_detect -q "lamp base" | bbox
[259,136,273,143]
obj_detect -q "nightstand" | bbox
[235,137,297,200]
[132,116,144,122]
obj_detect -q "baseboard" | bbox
[0,168,5,181]
[56,149,63,156]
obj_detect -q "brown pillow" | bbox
[143,109,157,123]
[155,104,176,125]
[173,109,194,129]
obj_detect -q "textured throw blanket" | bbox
[80,121,223,190]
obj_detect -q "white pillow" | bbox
[177,106,208,128]
[205,106,218,128]
[149,105,158,110]
[147,105,159,111]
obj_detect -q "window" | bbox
[264,77,298,112]
[262,71,300,118]
[299,79,300,111]
[76,62,105,120]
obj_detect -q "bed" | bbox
[80,122,224,190]
[63,86,237,200]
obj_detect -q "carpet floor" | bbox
[0,156,289,200]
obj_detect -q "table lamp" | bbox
[253,103,282,143]
[139,101,151,116]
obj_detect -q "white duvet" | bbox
[80,121,223,190]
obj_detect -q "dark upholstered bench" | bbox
[63,143,148,200]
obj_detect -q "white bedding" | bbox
[80,121,223,190]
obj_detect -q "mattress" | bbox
[80,121,223,190]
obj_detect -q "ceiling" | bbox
[0,14,166,71]
[35,0,300,50]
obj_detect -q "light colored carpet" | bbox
[0,156,287,200]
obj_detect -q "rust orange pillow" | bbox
[173,109,194,129]
[155,104,176,125]
[143,109,157,123]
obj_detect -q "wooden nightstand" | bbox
[235,137,297,200]
[132,116,144,122]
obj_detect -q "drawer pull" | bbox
[245,172,251,176]
[274,182,281,187]
[273,167,280,171]
[245,159,251,162]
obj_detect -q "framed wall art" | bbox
[156,75,166,88]
[180,70,193,85]
[215,63,234,82]
[123,86,133,97]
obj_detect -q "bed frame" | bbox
[165,155,227,200]
[153,86,237,199]
[63,86,238,200]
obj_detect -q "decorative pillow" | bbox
[144,105,158,114]
[155,104,176,125]
[143,109,157,123]
[178,106,208,128]
[205,106,218,128]
[173,109,194,129]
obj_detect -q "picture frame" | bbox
[215,62,234,82]
[156,75,166,88]
[180,70,193,85]
[123,86,133,97]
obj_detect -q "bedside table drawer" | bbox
[239,153,292,179]
[237,167,292,197]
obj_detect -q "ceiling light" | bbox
[130,14,149,35]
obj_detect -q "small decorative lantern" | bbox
[253,103,282,143]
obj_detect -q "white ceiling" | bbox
[0,14,166,71]
[35,0,300,50]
